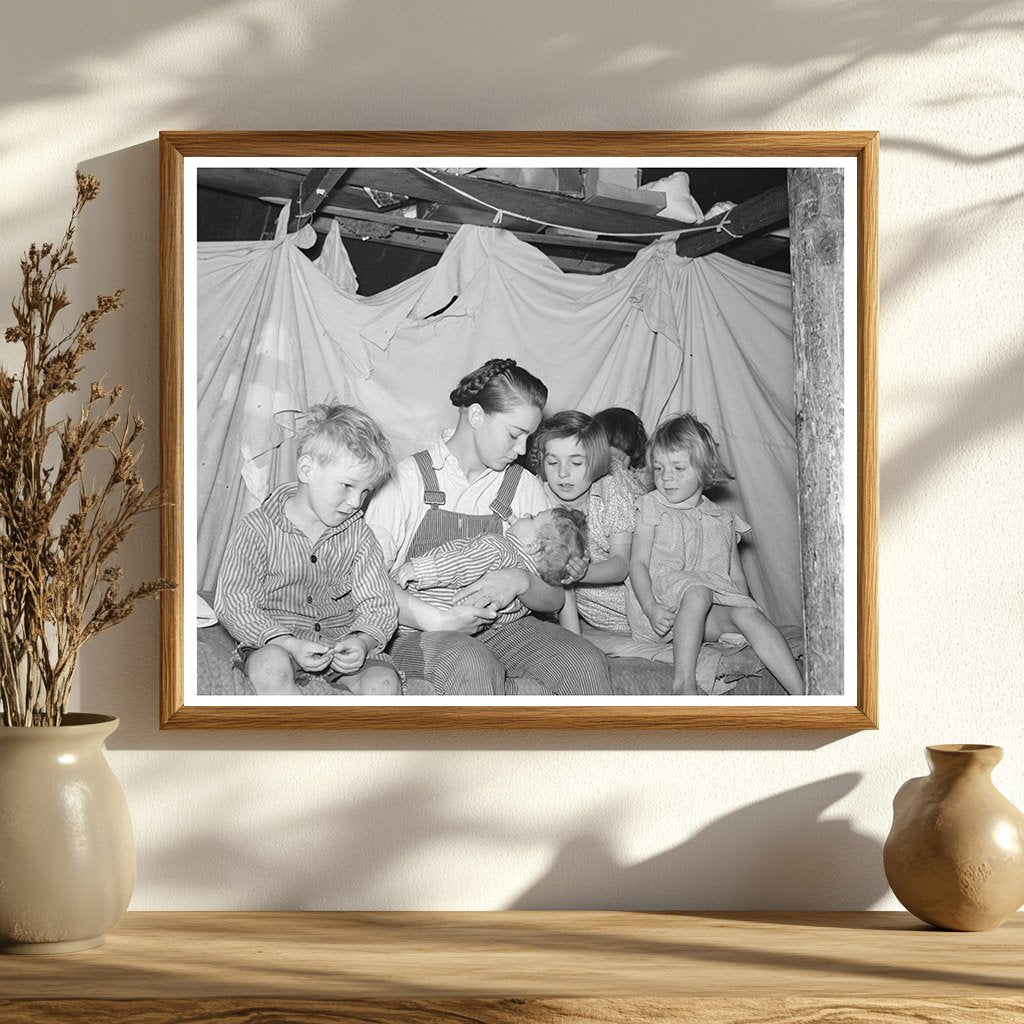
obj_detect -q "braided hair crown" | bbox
[449,358,547,415]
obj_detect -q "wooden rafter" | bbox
[318,204,645,255]
[198,167,306,200]
[288,169,348,231]
[197,166,790,270]
[339,167,692,236]
[312,213,613,275]
[675,183,789,258]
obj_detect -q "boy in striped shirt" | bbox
[394,508,587,630]
[215,404,401,696]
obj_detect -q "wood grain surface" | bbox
[1,912,1021,1001]
[160,130,878,158]
[160,130,879,731]
[3,997,1023,1024]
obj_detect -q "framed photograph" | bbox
[159,131,877,730]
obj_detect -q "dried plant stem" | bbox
[0,174,174,727]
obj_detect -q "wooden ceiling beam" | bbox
[338,167,692,237]
[198,167,306,200]
[718,233,790,267]
[313,215,615,275]
[197,167,790,270]
[197,166,664,236]
[318,204,645,255]
[675,183,789,258]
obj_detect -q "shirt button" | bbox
[307,595,313,604]
[313,623,321,633]
[310,554,317,563]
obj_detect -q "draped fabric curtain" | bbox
[196,222,801,625]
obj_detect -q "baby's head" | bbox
[296,404,393,526]
[648,414,731,498]
[530,411,611,502]
[592,407,648,470]
[507,507,589,586]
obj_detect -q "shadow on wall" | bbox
[881,193,1024,309]
[2,1,1016,131]
[1,1,1020,242]
[511,773,886,910]
[130,758,885,909]
[882,332,1024,511]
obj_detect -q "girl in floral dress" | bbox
[532,411,638,635]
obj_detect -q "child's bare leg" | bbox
[672,586,713,695]
[726,606,805,696]
[246,645,302,695]
[338,664,401,696]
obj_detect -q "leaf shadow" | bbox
[881,336,1024,511]
[511,773,887,910]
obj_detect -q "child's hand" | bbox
[560,553,590,585]
[395,562,419,589]
[396,560,436,590]
[331,633,369,674]
[645,601,675,636]
[289,639,333,672]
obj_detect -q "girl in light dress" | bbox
[626,414,804,696]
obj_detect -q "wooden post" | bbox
[788,168,844,696]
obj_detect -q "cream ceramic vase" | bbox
[0,713,135,953]
[884,744,1024,931]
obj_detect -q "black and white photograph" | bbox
[161,134,876,729]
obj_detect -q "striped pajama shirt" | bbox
[214,483,397,654]
[403,532,536,628]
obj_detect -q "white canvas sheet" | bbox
[196,224,801,625]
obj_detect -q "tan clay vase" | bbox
[0,713,135,953]
[884,744,1024,931]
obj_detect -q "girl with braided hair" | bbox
[365,358,611,696]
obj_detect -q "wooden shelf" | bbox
[1,911,1022,1022]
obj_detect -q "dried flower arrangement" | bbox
[0,174,173,726]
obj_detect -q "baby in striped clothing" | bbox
[215,404,401,697]
[394,508,588,629]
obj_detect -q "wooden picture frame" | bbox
[159,131,877,730]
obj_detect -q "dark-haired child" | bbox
[593,406,650,497]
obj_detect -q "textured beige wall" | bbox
[2,1,1021,909]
